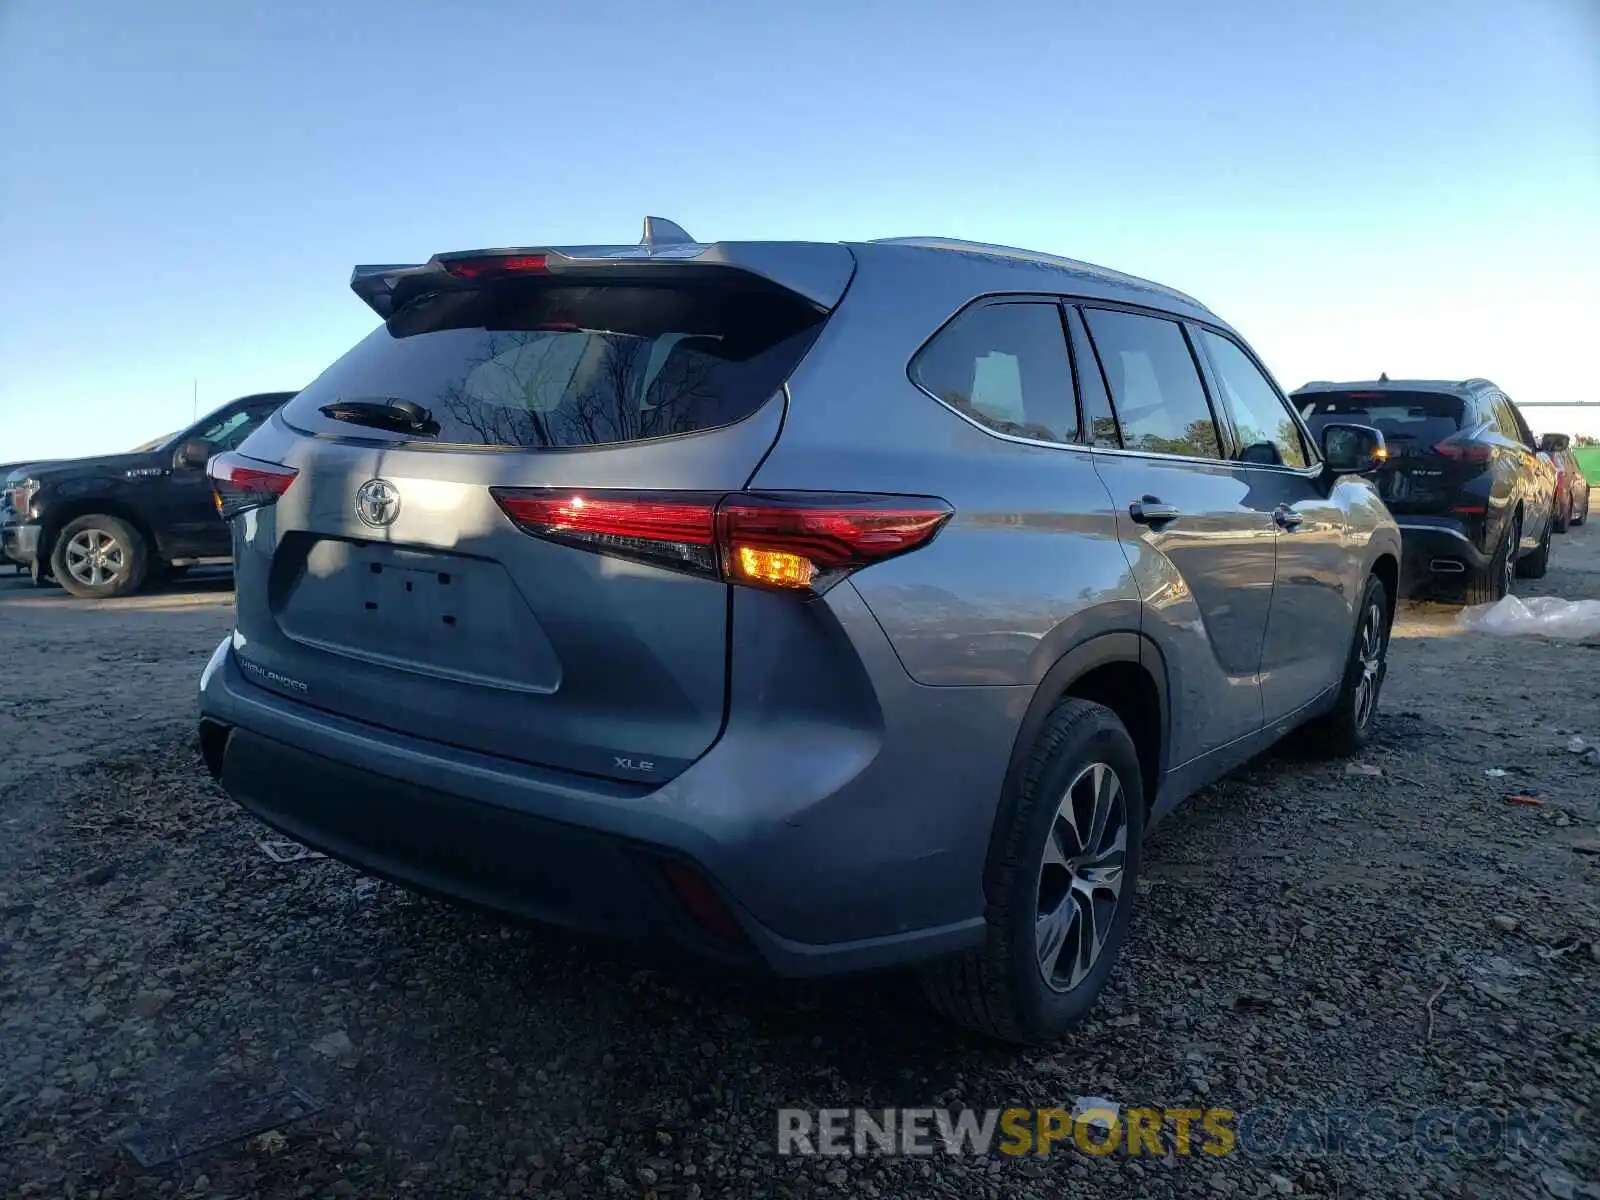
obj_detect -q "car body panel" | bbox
[199,230,1401,974]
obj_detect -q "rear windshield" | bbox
[285,280,826,449]
[1298,390,1466,450]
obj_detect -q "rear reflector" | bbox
[490,488,953,594]
[660,860,745,944]
[208,452,298,520]
[441,254,549,279]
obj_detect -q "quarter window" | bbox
[1081,309,1220,458]
[911,302,1079,444]
[1196,330,1308,468]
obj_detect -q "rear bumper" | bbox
[1396,519,1488,591]
[197,637,994,977]
[1,520,39,568]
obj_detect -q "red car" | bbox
[1541,434,1592,531]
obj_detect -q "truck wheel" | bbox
[919,699,1145,1044]
[49,515,149,599]
[1553,497,1570,534]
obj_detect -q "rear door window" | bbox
[1081,308,1220,458]
[283,280,826,449]
[911,301,1079,444]
[1195,329,1309,468]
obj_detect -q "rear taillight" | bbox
[1432,439,1492,464]
[208,452,298,520]
[491,488,953,594]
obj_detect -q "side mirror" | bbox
[175,439,213,470]
[1321,423,1388,474]
[1538,432,1570,453]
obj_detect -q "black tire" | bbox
[919,699,1145,1044]
[49,515,149,599]
[1294,574,1391,759]
[1515,516,1551,579]
[1460,514,1517,606]
[1573,493,1588,526]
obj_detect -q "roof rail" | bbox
[869,236,1207,310]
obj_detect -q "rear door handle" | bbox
[1129,498,1182,525]
[1273,505,1304,530]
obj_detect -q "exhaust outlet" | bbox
[1429,559,1467,574]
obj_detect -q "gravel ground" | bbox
[2,533,1597,1200]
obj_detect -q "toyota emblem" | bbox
[354,478,401,528]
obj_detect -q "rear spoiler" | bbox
[350,217,855,319]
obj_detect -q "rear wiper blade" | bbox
[319,398,440,436]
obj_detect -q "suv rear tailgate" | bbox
[229,259,845,784]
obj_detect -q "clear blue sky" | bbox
[2,0,1597,459]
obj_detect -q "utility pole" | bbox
[192,378,198,423]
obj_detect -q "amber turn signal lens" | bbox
[733,545,816,589]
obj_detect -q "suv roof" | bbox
[1294,377,1500,397]
[349,216,1217,325]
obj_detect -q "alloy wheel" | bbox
[1352,600,1385,729]
[1035,762,1128,992]
[64,528,126,589]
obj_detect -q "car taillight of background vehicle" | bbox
[1432,439,1492,465]
[490,489,953,595]
[208,452,299,520]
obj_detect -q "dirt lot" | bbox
[2,536,1597,1200]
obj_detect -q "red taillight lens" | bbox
[490,489,953,594]
[718,494,953,591]
[491,490,720,576]
[441,254,549,279]
[208,452,298,520]
[1432,439,1492,464]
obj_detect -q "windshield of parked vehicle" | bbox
[1298,391,1465,450]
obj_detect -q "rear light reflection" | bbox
[208,452,298,520]
[491,488,953,594]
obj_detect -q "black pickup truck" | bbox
[1,392,294,598]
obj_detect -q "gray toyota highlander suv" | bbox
[197,219,1399,1043]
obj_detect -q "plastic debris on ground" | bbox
[1567,736,1589,754]
[1502,792,1544,806]
[258,839,326,864]
[1457,595,1600,641]
[1484,768,1509,778]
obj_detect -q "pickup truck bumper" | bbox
[0,520,40,569]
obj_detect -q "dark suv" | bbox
[1294,378,1556,602]
[1,393,295,598]
[197,221,1400,1042]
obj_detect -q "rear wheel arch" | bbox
[985,633,1166,902]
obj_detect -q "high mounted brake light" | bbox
[208,452,298,520]
[490,489,953,594]
[441,254,549,279]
